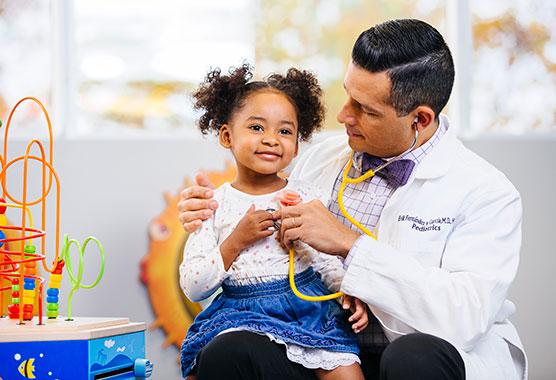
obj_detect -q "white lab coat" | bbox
[290,115,527,380]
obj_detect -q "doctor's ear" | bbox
[412,107,435,132]
[219,124,232,149]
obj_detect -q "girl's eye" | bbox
[279,129,293,135]
[249,125,263,131]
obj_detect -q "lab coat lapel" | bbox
[380,116,458,223]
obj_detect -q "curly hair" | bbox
[192,63,325,142]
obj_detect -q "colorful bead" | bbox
[47,310,58,318]
[46,258,65,319]
[24,245,36,254]
[8,304,19,312]
[47,303,58,310]
[0,197,6,214]
[11,298,19,304]
[48,281,61,289]
[23,297,34,304]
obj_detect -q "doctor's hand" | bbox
[343,295,369,333]
[178,172,218,233]
[275,200,360,258]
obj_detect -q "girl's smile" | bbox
[218,91,299,194]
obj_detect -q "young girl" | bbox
[179,63,366,380]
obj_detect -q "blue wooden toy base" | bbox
[0,317,152,380]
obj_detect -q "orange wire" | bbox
[0,97,58,324]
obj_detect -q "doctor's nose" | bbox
[337,99,357,127]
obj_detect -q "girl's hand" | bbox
[343,295,369,333]
[219,204,276,269]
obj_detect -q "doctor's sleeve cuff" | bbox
[343,234,376,270]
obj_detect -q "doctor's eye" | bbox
[359,105,376,117]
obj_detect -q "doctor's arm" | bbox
[341,188,522,351]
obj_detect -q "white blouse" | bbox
[179,179,346,302]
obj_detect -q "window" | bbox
[0,1,53,137]
[1,0,553,138]
[255,0,447,131]
[470,0,556,134]
[73,0,255,137]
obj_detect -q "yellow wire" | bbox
[289,151,378,301]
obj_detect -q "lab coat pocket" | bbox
[399,238,444,268]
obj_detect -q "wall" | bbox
[3,133,555,379]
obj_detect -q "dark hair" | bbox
[352,19,455,119]
[192,63,325,142]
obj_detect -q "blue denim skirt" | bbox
[180,267,359,376]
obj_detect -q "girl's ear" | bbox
[294,140,299,157]
[219,124,232,149]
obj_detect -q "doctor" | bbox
[178,19,527,380]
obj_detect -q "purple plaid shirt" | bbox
[327,120,448,351]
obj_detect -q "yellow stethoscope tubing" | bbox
[287,153,377,301]
[288,125,419,301]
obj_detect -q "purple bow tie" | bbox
[361,153,415,189]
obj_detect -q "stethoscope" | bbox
[289,117,420,301]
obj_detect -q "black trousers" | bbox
[191,331,465,380]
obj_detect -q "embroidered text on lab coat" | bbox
[398,214,455,232]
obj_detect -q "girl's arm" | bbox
[179,216,229,302]
[218,204,275,270]
[180,203,277,302]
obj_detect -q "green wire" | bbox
[62,234,105,320]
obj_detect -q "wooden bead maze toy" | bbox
[0,97,152,380]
